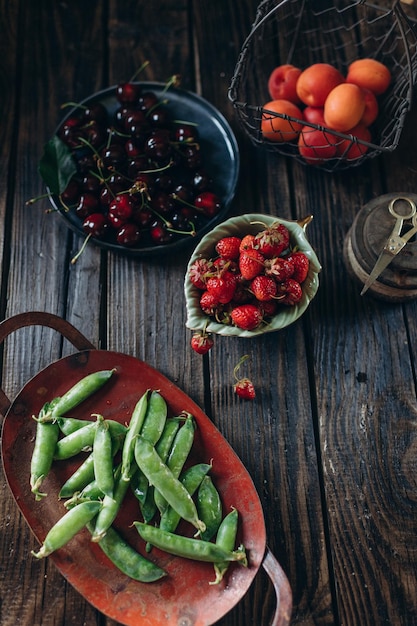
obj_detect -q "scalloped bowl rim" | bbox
[184,214,322,337]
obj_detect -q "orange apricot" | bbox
[296,63,345,107]
[337,123,372,160]
[323,83,366,132]
[261,99,304,143]
[346,58,391,96]
[298,126,338,165]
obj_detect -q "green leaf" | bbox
[38,135,77,196]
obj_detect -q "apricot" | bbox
[296,63,345,107]
[298,126,338,165]
[261,99,304,143]
[346,58,391,95]
[268,64,302,104]
[361,88,379,126]
[324,83,366,132]
[337,123,372,160]
[303,106,325,126]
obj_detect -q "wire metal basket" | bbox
[228,0,417,172]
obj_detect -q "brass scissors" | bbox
[361,196,417,295]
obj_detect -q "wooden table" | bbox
[1,1,417,624]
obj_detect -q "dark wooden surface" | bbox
[1,1,417,625]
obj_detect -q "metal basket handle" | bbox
[0,312,95,417]
[262,547,293,625]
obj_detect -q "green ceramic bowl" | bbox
[184,214,321,337]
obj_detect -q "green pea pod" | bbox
[64,479,104,509]
[31,500,102,559]
[130,468,149,506]
[139,483,158,524]
[48,369,116,419]
[134,522,248,565]
[210,507,239,585]
[59,452,96,499]
[91,466,130,542]
[196,475,222,541]
[86,522,166,583]
[154,413,195,514]
[54,421,97,460]
[57,416,94,435]
[30,418,60,500]
[93,415,114,498]
[155,418,182,460]
[140,391,167,445]
[59,434,123,499]
[121,390,150,482]
[134,436,205,534]
[160,463,212,534]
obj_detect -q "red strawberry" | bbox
[261,300,278,317]
[250,275,277,301]
[239,249,265,280]
[285,251,309,283]
[206,270,237,304]
[233,354,256,400]
[191,331,214,355]
[254,223,290,258]
[277,278,303,305]
[231,304,263,330]
[189,257,212,290]
[234,378,256,400]
[215,236,241,260]
[200,291,221,316]
[239,234,255,252]
[264,256,294,281]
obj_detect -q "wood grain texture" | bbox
[1,0,417,625]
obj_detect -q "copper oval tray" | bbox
[0,312,292,626]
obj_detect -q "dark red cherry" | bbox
[75,193,100,219]
[174,123,199,143]
[127,156,150,178]
[151,191,175,215]
[100,144,126,169]
[132,207,154,228]
[170,183,193,204]
[116,82,142,105]
[108,195,133,225]
[61,179,81,203]
[150,220,174,245]
[194,191,221,217]
[84,122,107,148]
[81,173,101,193]
[83,102,108,125]
[139,91,159,112]
[145,129,172,162]
[83,213,110,238]
[148,107,170,127]
[192,169,212,192]
[116,222,142,247]
[182,144,202,169]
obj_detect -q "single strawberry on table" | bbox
[191,330,214,354]
[233,354,256,400]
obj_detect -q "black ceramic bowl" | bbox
[46,82,240,257]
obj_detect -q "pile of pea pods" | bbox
[29,368,248,585]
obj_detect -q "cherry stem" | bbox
[71,233,92,264]
[60,101,87,111]
[26,192,52,205]
[129,60,150,82]
[163,74,181,93]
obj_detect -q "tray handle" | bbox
[262,546,293,626]
[0,312,95,417]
